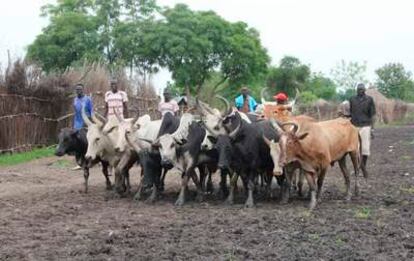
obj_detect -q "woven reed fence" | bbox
[0,92,160,154]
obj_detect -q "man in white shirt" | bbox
[158,89,179,116]
[105,78,128,120]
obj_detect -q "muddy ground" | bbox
[0,126,413,260]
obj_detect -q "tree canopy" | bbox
[375,63,414,102]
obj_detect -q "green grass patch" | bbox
[354,207,372,219]
[51,159,72,168]
[335,236,345,246]
[400,186,414,194]
[0,147,55,166]
[401,155,412,161]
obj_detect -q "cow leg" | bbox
[206,169,214,194]
[278,173,290,204]
[316,168,328,202]
[338,156,352,200]
[305,172,317,210]
[298,169,305,197]
[199,166,207,192]
[225,172,238,205]
[159,168,168,192]
[83,167,90,194]
[101,161,112,190]
[244,173,256,208]
[349,151,360,196]
[218,169,229,198]
[134,175,145,201]
[175,173,190,206]
[190,170,204,203]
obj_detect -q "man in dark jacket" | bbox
[349,83,376,178]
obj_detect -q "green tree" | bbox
[331,60,367,91]
[375,63,414,101]
[156,4,269,97]
[27,5,101,72]
[305,73,337,100]
[266,56,311,97]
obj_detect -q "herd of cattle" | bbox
[55,95,366,210]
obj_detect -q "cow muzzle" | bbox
[161,159,174,169]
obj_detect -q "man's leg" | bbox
[359,126,371,179]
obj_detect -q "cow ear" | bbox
[297,132,309,140]
[207,136,217,144]
[177,138,186,145]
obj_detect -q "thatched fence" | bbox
[0,60,160,154]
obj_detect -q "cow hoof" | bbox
[134,193,143,202]
[175,199,185,207]
[244,202,255,208]
[195,194,204,203]
[106,184,113,191]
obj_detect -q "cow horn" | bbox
[81,106,93,126]
[261,87,268,104]
[263,135,272,147]
[138,137,154,144]
[215,94,230,115]
[281,122,299,134]
[270,118,284,134]
[94,112,107,124]
[91,113,104,128]
[125,132,141,152]
[196,97,214,115]
[288,88,300,112]
[228,118,241,139]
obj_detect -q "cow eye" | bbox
[95,137,100,143]
[213,125,219,131]
[170,144,175,149]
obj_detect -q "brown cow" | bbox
[269,117,361,209]
[263,115,316,199]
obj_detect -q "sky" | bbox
[1,0,414,90]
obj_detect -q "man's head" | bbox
[110,78,118,93]
[75,84,84,98]
[356,83,366,97]
[163,89,172,102]
[274,92,288,105]
[241,87,249,98]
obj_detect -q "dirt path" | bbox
[0,126,413,260]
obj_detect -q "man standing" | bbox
[72,83,93,170]
[158,89,179,116]
[235,87,257,113]
[73,83,93,130]
[349,83,376,178]
[105,78,128,120]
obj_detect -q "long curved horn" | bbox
[196,97,217,116]
[270,118,284,134]
[91,115,103,128]
[263,135,271,147]
[288,88,300,111]
[125,132,141,152]
[131,114,139,126]
[94,112,107,124]
[81,106,93,126]
[281,122,299,134]
[215,94,230,115]
[261,87,268,104]
[228,119,241,139]
[138,137,154,144]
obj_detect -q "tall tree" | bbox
[266,56,311,97]
[375,63,414,101]
[305,73,337,100]
[330,60,367,91]
[27,0,101,72]
[156,4,269,97]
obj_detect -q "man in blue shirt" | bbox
[73,83,93,130]
[235,87,257,113]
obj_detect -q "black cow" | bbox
[219,112,287,207]
[55,128,111,193]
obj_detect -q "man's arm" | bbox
[370,97,376,128]
[104,103,108,117]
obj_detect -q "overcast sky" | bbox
[1,0,414,90]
